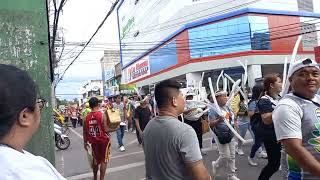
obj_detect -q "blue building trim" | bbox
[118,6,320,69]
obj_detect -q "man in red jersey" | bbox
[84,97,113,180]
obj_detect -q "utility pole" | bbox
[0,0,55,164]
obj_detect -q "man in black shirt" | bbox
[134,96,152,145]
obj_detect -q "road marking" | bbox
[127,139,138,146]
[67,161,145,180]
[110,150,144,159]
[61,151,65,176]
[70,128,83,139]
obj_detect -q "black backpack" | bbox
[250,112,262,132]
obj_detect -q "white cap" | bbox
[215,90,227,97]
[185,92,196,97]
[288,58,319,78]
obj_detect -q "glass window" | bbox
[249,16,271,50]
[188,15,271,59]
[298,0,313,12]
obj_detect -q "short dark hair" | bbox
[88,97,99,109]
[251,84,264,101]
[0,64,38,140]
[154,80,181,109]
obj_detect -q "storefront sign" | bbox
[104,69,115,81]
[315,46,320,63]
[119,84,136,90]
[126,57,150,83]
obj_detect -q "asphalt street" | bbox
[55,124,281,180]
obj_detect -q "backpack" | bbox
[250,112,262,132]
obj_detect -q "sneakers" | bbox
[248,156,258,166]
[236,148,244,155]
[201,149,207,156]
[212,161,217,176]
[228,175,240,180]
[211,143,218,151]
[257,151,268,159]
[119,146,125,152]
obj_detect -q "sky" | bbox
[55,0,120,100]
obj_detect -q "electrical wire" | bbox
[56,0,120,85]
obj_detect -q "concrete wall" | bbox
[0,1,55,164]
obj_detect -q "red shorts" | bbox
[91,140,111,164]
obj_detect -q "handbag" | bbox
[202,120,210,134]
[105,108,121,131]
[213,127,233,144]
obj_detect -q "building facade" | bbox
[79,80,103,104]
[101,50,121,97]
[117,0,320,91]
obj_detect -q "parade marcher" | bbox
[113,95,127,152]
[134,96,152,145]
[273,59,320,179]
[257,73,282,180]
[81,103,91,122]
[77,107,83,126]
[210,90,239,180]
[248,84,267,166]
[207,94,217,150]
[0,64,66,180]
[70,106,78,128]
[126,96,135,132]
[235,95,254,156]
[183,92,204,154]
[84,97,113,180]
[143,80,211,180]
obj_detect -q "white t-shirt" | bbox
[0,145,66,180]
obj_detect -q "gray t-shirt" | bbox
[143,116,202,180]
[273,94,320,179]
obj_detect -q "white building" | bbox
[79,80,103,104]
[117,0,320,91]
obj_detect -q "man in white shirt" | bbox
[273,58,320,179]
[0,64,65,180]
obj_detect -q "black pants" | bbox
[184,119,203,149]
[136,125,146,145]
[258,137,281,180]
[71,118,77,128]
[136,129,143,145]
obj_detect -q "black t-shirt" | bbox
[257,95,278,139]
[134,106,151,131]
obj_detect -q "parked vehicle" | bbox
[54,123,71,150]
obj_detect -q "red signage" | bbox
[315,46,320,63]
[126,58,150,82]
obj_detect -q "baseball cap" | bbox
[215,90,227,97]
[288,58,319,78]
[185,92,196,97]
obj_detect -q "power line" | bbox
[122,0,262,38]
[57,20,320,57]
[56,0,120,86]
[57,29,320,67]
[61,18,319,48]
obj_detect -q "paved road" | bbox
[55,125,281,180]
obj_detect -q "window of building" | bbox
[300,21,318,51]
[298,0,313,12]
[188,15,270,59]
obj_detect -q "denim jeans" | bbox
[250,128,264,158]
[212,133,236,177]
[116,125,125,147]
[237,122,254,148]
